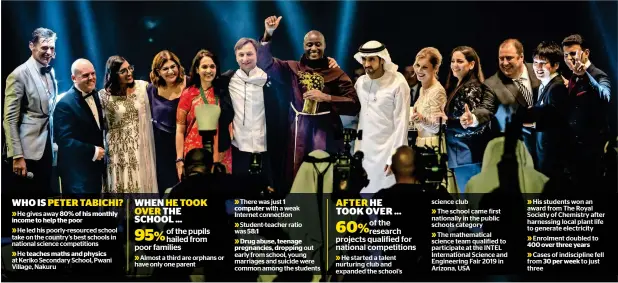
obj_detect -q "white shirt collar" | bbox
[74,85,92,97]
[513,64,530,82]
[540,72,559,88]
[32,56,48,68]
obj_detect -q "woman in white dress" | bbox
[411,47,447,149]
[411,48,458,193]
[99,55,158,194]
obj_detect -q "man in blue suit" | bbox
[53,58,105,194]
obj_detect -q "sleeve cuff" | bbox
[470,114,479,127]
[13,155,24,159]
[92,147,98,162]
[385,149,396,166]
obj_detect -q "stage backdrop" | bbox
[1,0,616,133]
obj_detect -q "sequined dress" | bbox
[99,80,158,194]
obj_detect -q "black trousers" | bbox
[9,132,58,197]
[232,145,273,188]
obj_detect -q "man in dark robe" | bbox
[257,15,360,192]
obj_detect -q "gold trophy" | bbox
[298,71,325,114]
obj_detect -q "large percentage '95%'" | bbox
[135,229,166,241]
[336,221,370,234]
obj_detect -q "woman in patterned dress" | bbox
[175,50,233,179]
[99,55,158,194]
[443,46,496,192]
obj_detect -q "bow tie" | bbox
[40,66,52,75]
[82,90,97,99]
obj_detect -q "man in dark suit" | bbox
[561,34,612,181]
[485,38,541,165]
[403,65,421,106]
[403,65,421,145]
[53,59,105,194]
[522,41,569,177]
[3,27,59,195]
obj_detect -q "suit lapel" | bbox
[504,79,528,107]
[26,57,49,115]
[72,87,101,131]
[541,76,563,103]
[50,68,58,98]
[93,91,104,131]
[568,76,577,94]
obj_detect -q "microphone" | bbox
[15,172,34,179]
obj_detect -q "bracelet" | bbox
[175,158,184,163]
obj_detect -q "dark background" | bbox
[2,1,617,88]
[1,0,617,147]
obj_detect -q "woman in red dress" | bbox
[175,49,233,178]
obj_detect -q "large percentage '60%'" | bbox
[336,221,369,233]
[135,229,166,241]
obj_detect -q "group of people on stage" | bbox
[3,15,613,197]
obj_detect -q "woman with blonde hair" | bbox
[411,47,447,148]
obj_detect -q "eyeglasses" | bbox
[532,61,548,67]
[117,65,135,75]
[160,64,177,73]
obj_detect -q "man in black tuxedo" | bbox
[561,34,612,181]
[522,41,569,177]
[53,59,105,194]
[485,38,541,165]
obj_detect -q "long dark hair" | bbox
[104,55,130,95]
[187,49,220,90]
[445,46,484,103]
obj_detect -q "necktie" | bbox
[514,78,533,106]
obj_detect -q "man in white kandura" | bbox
[354,40,411,194]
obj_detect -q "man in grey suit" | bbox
[3,27,58,195]
[485,38,541,165]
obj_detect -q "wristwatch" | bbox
[175,158,184,163]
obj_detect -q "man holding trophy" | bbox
[258,15,360,188]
